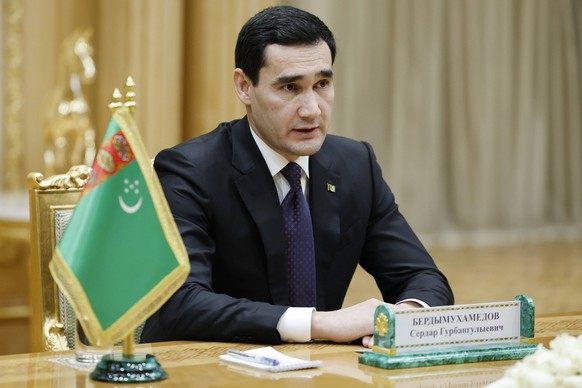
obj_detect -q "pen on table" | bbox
[227,349,280,366]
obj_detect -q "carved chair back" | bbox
[28,165,91,352]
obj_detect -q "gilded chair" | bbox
[27,165,92,352]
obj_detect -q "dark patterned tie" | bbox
[280,162,316,307]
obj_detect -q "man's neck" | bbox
[249,125,310,178]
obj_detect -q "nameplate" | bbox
[391,301,521,353]
[360,295,538,369]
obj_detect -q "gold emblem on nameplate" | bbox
[326,183,336,192]
[375,312,389,337]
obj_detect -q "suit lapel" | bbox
[309,149,341,308]
[231,119,289,305]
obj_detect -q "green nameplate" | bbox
[359,294,539,369]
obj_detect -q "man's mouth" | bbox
[294,127,318,133]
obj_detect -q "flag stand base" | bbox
[90,353,167,383]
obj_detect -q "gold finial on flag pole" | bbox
[108,77,137,114]
[124,76,136,113]
[108,88,124,111]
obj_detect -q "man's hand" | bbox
[311,299,424,348]
[311,298,387,345]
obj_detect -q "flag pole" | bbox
[114,76,137,361]
[123,333,135,358]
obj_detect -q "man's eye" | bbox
[283,84,298,92]
[317,80,330,88]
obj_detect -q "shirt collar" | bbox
[249,125,310,178]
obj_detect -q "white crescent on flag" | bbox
[119,178,143,214]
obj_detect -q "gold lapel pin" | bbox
[327,183,336,193]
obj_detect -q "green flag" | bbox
[50,107,189,346]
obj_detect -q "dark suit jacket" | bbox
[141,117,453,344]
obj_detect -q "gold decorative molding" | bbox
[43,318,69,351]
[43,29,96,176]
[2,0,24,191]
[27,165,92,190]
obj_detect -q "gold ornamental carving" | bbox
[43,318,69,352]
[27,165,92,190]
[375,312,389,337]
[43,29,96,176]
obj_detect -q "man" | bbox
[141,5,453,348]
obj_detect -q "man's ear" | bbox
[233,68,252,105]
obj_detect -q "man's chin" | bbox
[294,135,326,156]
[294,143,325,157]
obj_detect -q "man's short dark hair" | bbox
[235,6,336,85]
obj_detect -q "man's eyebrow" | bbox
[274,74,302,85]
[273,69,334,86]
[320,69,333,79]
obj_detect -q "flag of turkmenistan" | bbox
[50,107,189,346]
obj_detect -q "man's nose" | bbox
[297,90,321,118]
